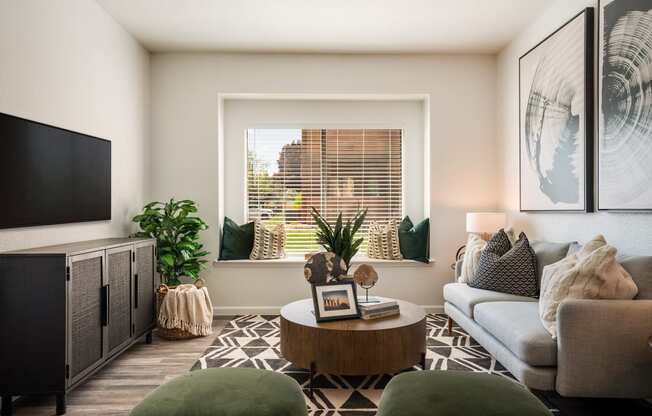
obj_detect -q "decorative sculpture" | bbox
[304,252,347,285]
[353,264,379,303]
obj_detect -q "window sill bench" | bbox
[213,256,435,268]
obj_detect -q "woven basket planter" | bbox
[156,278,206,340]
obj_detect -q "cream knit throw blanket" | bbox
[539,235,638,338]
[158,284,214,336]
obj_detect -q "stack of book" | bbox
[359,297,400,320]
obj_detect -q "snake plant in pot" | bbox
[132,199,209,286]
[310,207,367,274]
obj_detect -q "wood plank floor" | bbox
[8,318,652,416]
[10,320,229,416]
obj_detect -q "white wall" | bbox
[496,0,652,255]
[150,53,498,313]
[0,0,150,252]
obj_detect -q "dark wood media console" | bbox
[0,238,157,416]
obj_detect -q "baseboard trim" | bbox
[214,305,444,316]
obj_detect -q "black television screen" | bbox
[0,112,111,229]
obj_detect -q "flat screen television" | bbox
[0,112,111,229]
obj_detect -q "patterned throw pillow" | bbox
[367,220,403,260]
[468,230,538,297]
[249,221,286,260]
[459,229,517,282]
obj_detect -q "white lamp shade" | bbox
[466,212,506,234]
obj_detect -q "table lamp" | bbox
[466,212,507,240]
[454,212,507,266]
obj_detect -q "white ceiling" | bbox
[97,0,550,54]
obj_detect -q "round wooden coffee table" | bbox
[280,298,426,393]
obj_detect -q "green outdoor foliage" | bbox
[132,199,209,286]
[310,207,367,272]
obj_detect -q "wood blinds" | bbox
[247,128,402,253]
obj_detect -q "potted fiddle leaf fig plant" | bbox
[310,207,367,273]
[132,199,209,286]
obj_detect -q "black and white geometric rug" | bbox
[192,314,555,415]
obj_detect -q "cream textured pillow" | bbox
[459,233,487,283]
[539,235,638,338]
[367,220,403,260]
[249,221,286,260]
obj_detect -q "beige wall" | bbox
[496,0,652,254]
[5,0,648,315]
[222,98,426,224]
[0,0,150,252]
[150,53,499,313]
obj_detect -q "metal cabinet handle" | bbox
[101,285,110,326]
[134,273,139,309]
[106,284,110,326]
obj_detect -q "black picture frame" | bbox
[597,0,652,211]
[518,8,595,213]
[311,281,360,323]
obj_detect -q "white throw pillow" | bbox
[249,221,286,260]
[539,235,638,338]
[459,233,487,283]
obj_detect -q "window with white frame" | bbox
[247,128,403,254]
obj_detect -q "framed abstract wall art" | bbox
[519,9,594,212]
[598,0,652,210]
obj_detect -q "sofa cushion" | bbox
[474,302,557,366]
[530,240,572,284]
[618,255,652,300]
[443,283,537,318]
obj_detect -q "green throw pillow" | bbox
[219,217,255,260]
[398,216,430,263]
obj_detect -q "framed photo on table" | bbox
[311,281,360,322]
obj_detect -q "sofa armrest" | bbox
[556,299,652,398]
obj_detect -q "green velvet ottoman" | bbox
[378,371,552,416]
[130,368,308,416]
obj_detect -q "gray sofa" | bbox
[444,240,652,398]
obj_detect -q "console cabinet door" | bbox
[133,241,156,337]
[68,251,105,385]
[106,245,133,356]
